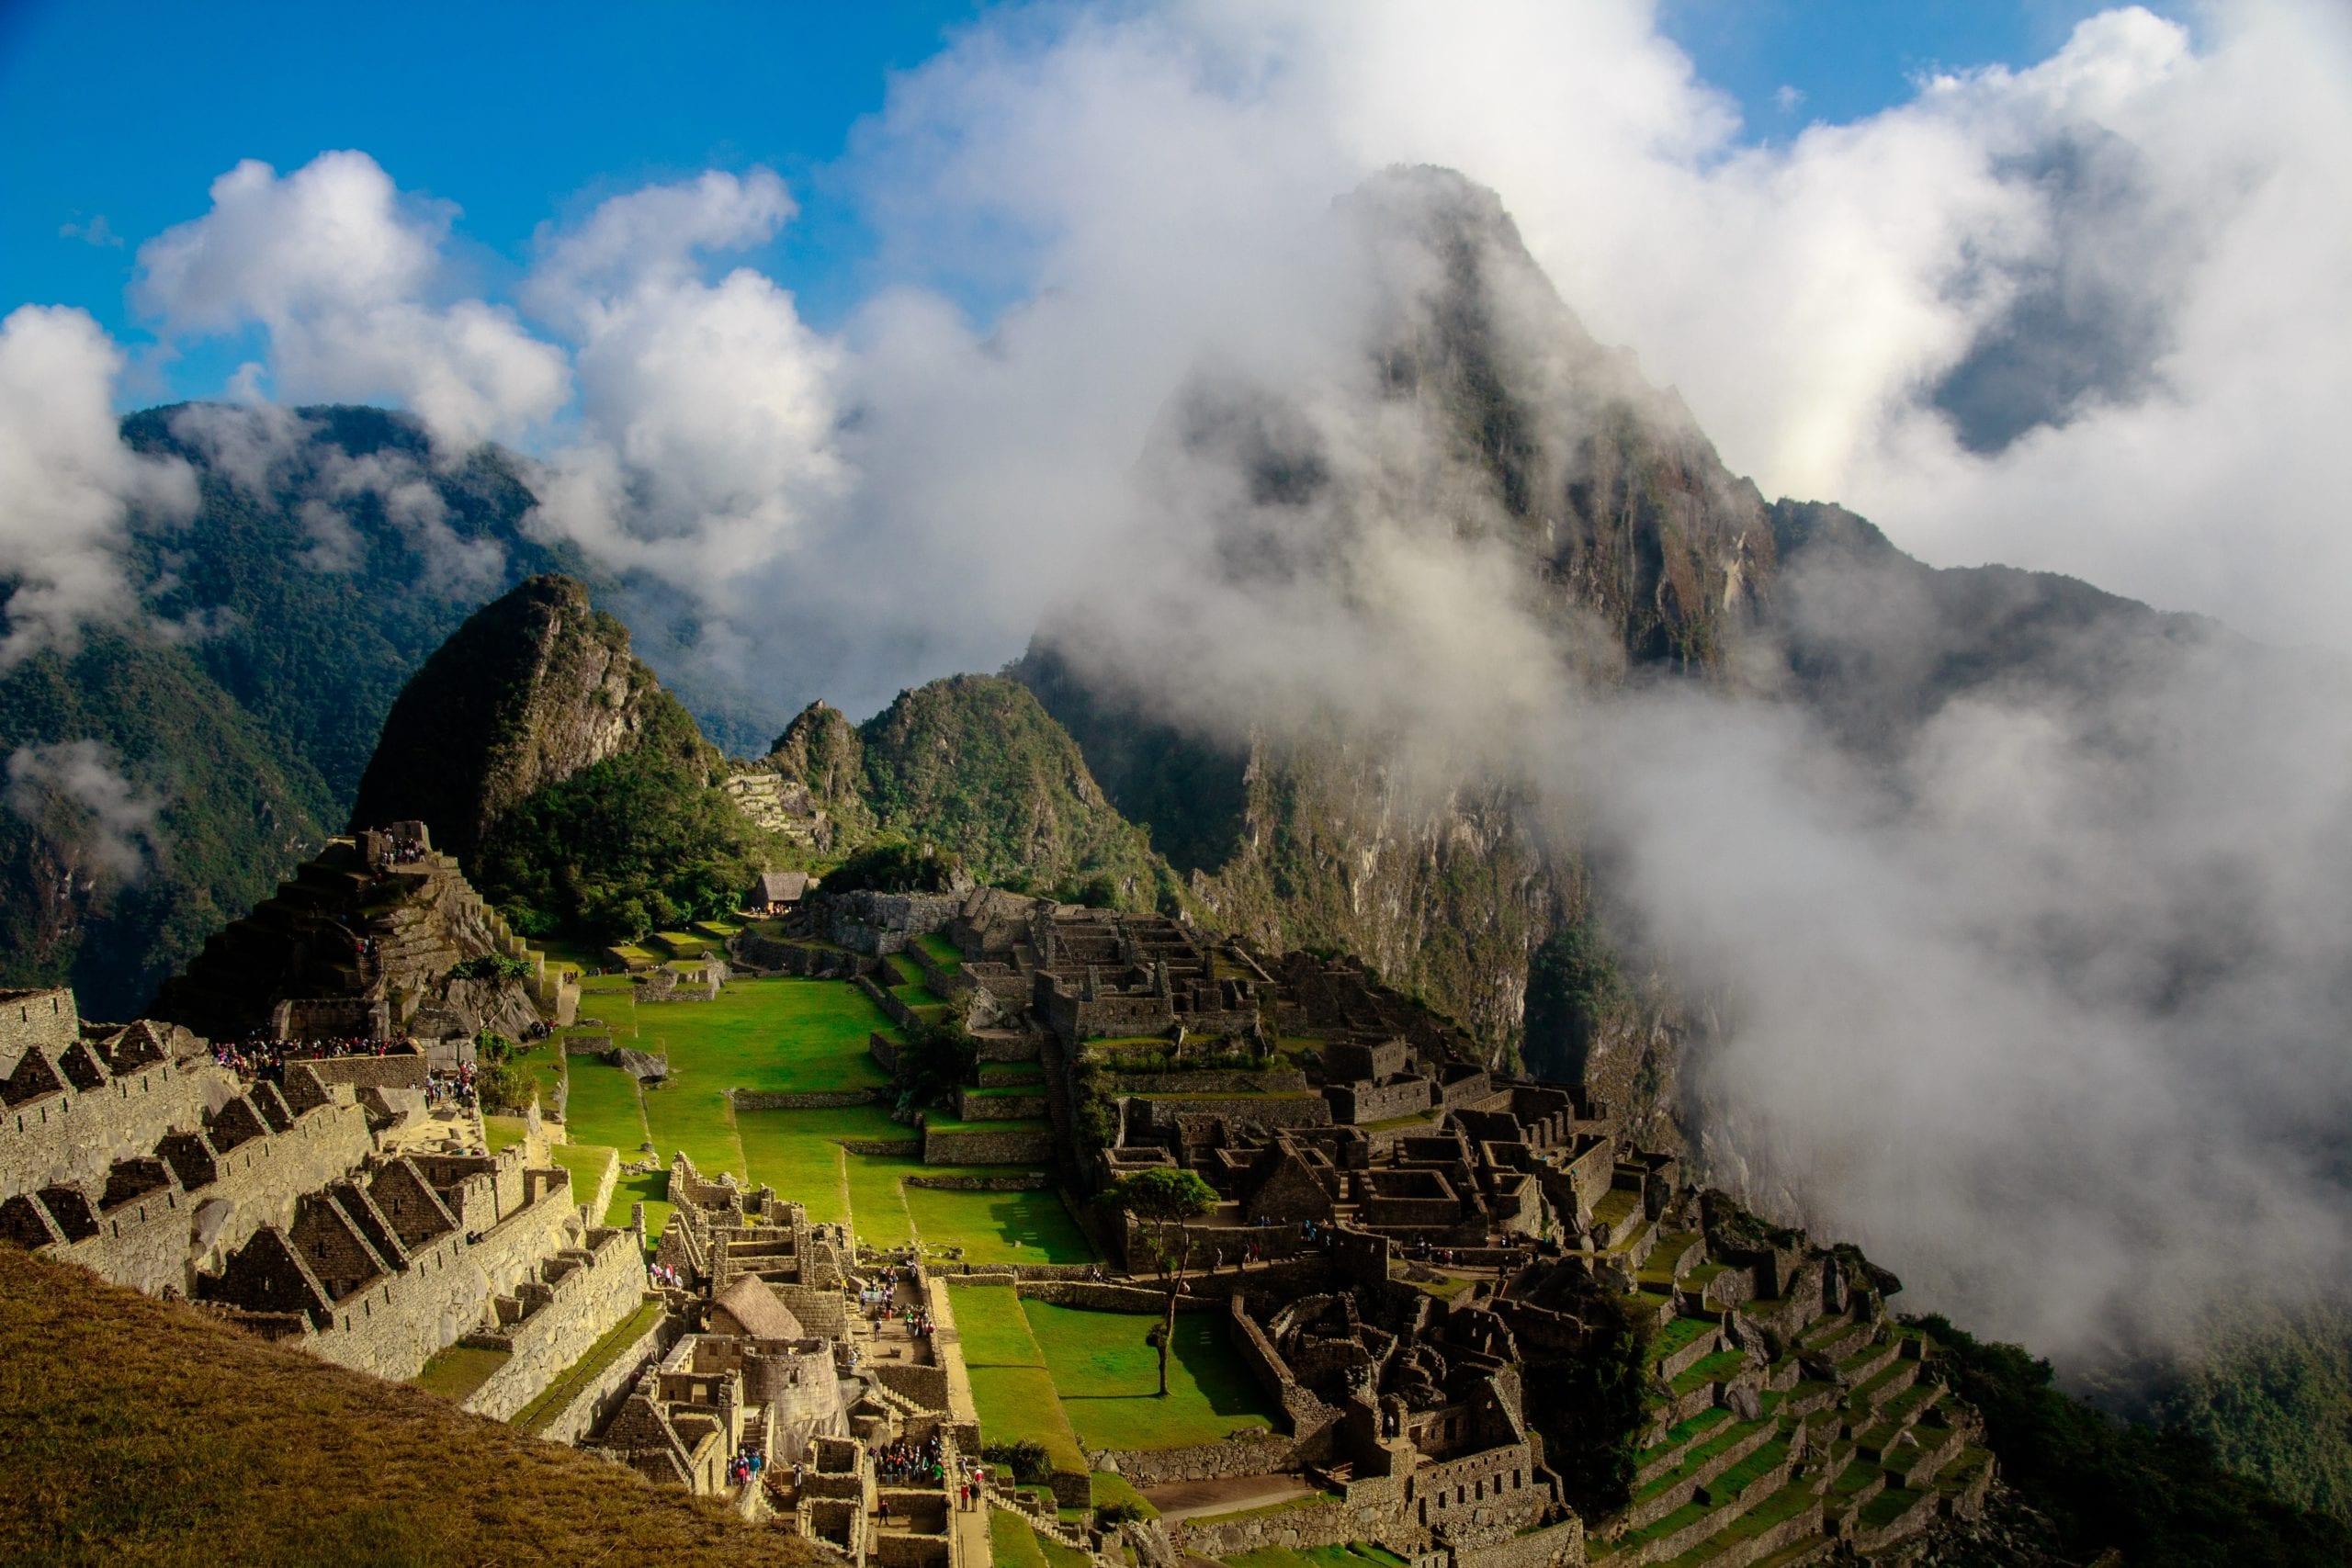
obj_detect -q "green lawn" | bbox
[609,1167,670,1235]
[553,976,1082,1262]
[548,1143,616,1208]
[989,1510,1049,1568]
[908,1187,1093,1265]
[621,977,896,1096]
[968,1366,1089,1472]
[883,953,925,987]
[949,1282,1048,1368]
[915,933,964,974]
[639,1078,744,1182]
[483,1115,527,1153]
[412,1344,508,1403]
[1023,1300,1277,1450]
[561,1056,650,1156]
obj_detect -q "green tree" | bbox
[1101,1168,1218,1397]
[1522,919,1627,1082]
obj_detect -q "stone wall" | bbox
[873,1359,950,1412]
[734,933,867,980]
[826,892,963,956]
[302,1053,429,1091]
[463,1229,650,1420]
[3,1050,212,1198]
[1129,1096,1334,1134]
[1093,1069,1312,1097]
[1327,1077,1433,1126]
[0,987,77,1058]
[1458,1517,1586,1568]
[922,1125,1054,1166]
[22,1072,375,1296]
[1017,1279,1216,1314]
[974,1031,1044,1064]
[952,1086,1050,1121]
[1228,1295,1341,1443]
[1172,1496,1388,1561]
[732,1089,891,1111]
[1400,1440,1545,1542]
[530,1306,682,1446]
[1102,1431,1297,1488]
[301,1166,582,1382]
[904,1170,1048,1192]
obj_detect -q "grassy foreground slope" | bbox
[0,1248,817,1567]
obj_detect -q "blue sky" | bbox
[1,0,2151,408]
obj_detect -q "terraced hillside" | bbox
[533,967,1094,1268]
[1582,1194,1992,1564]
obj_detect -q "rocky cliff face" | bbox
[1019,168,1769,1101]
[347,575,709,859]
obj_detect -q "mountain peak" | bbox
[346,573,706,862]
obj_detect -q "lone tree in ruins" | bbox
[1102,1167,1218,1397]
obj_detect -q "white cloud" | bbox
[134,152,568,449]
[59,214,122,248]
[0,306,197,665]
[5,739,163,883]
[521,171,844,604]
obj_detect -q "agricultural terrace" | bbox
[537,974,1093,1265]
[950,1283,1278,1474]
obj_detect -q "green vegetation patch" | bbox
[560,1056,650,1158]
[883,953,925,987]
[1022,1300,1277,1451]
[547,1143,616,1208]
[1647,1316,1718,1366]
[908,1186,1093,1265]
[968,1366,1088,1473]
[1857,1486,1923,1530]
[627,976,895,1096]
[412,1344,508,1403]
[482,1115,527,1153]
[513,1299,665,1434]
[947,1283,1048,1368]
[0,1238,811,1566]
[916,933,966,974]
[989,1508,1051,1568]
[1639,1405,1733,1468]
[1090,1469,1158,1520]
[1670,1349,1749,1397]
[608,1167,670,1235]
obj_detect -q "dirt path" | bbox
[1142,1472,1317,1523]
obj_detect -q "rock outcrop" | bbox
[348,574,710,863]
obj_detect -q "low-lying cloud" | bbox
[5,739,164,885]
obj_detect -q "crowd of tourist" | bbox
[423,1063,476,1110]
[728,1449,766,1490]
[211,1032,413,1079]
[650,1260,687,1290]
[875,1433,945,1486]
[371,836,429,871]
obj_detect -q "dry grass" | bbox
[0,1247,819,1566]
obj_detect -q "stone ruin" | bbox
[591,1153,977,1566]
[0,980,653,1420]
[152,822,571,1049]
[777,892,1996,1565]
